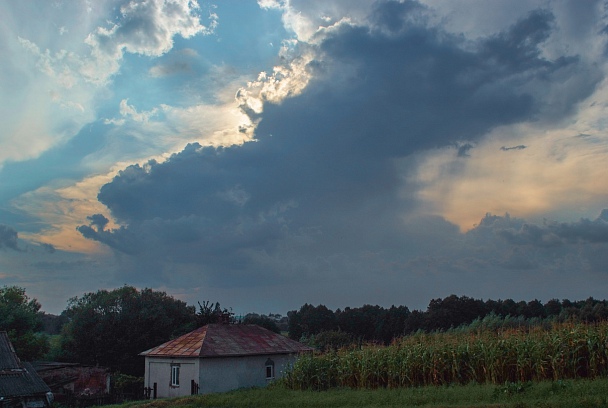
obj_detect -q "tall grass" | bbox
[281,322,608,390]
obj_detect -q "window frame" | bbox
[265,358,275,380]
[171,364,180,387]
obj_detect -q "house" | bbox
[140,324,313,397]
[0,331,52,408]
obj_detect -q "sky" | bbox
[2,0,608,316]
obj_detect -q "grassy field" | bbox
[112,378,608,408]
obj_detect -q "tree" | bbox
[196,300,234,326]
[0,286,48,360]
[306,330,353,352]
[425,295,488,331]
[377,305,410,344]
[403,310,426,335]
[288,304,336,340]
[495,299,519,317]
[544,299,562,317]
[523,299,546,319]
[61,286,197,375]
[242,313,280,333]
[336,305,385,342]
[39,311,69,335]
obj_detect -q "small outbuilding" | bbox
[140,324,312,397]
[32,362,111,403]
[0,331,52,408]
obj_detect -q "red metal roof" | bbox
[140,324,313,358]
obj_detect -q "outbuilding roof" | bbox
[140,324,313,358]
[0,331,51,398]
[0,331,20,370]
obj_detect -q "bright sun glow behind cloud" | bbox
[412,72,608,230]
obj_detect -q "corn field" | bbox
[281,322,608,390]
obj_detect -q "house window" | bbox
[171,364,180,387]
[265,358,275,380]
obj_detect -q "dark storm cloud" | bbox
[370,0,429,33]
[87,213,109,232]
[0,225,19,251]
[0,225,56,253]
[545,214,608,244]
[40,243,56,254]
[459,211,608,298]
[79,2,603,288]
[77,223,143,256]
[457,143,475,157]
[477,210,608,247]
[479,9,553,71]
[501,145,527,151]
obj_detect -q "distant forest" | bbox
[286,296,608,350]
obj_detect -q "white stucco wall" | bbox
[145,353,302,397]
[144,357,199,398]
[198,353,298,395]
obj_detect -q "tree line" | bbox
[2,285,608,377]
[287,295,608,350]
